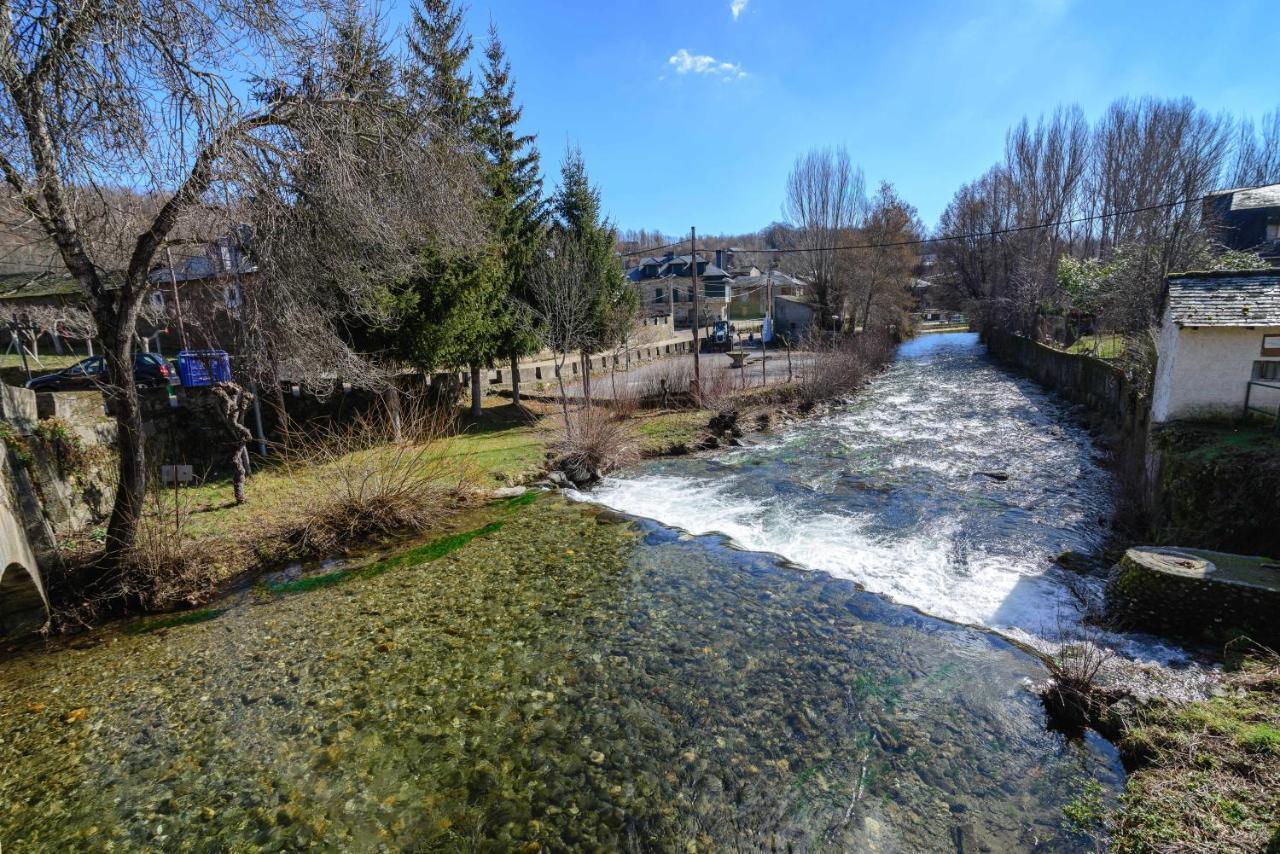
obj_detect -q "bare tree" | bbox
[1230,107,1280,188]
[783,147,866,330]
[529,232,594,433]
[0,0,476,565]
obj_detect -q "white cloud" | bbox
[731,0,748,20]
[668,48,747,80]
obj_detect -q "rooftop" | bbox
[1166,269,1280,327]
[0,270,84,301]
[1207,183,1280,211]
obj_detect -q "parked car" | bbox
[25,353,174,391]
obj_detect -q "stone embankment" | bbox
[1107,546,1280,647]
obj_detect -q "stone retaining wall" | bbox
[1106,547,1280,646]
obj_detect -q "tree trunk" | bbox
[580,353,592,409]
[384,384,403,443]
[470,364,482,418]
[510,354,521,406]
[101,328,146,560]
[554,355,572,434]
[232,446,248,505]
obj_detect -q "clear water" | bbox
[584,333,1182,664]
[0,336,1129,851]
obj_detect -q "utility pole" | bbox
[691,226,700,390]
[762,268,771,388]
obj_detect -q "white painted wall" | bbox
[1152,307,1280,422]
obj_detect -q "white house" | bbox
[1151,270,1280,423]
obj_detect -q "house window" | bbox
[149,290,166,311]
[654,287,664,303]
[224,283,242,310]
[1267,218,1280,242]
[1253,360,1280,381]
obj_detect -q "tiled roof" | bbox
[1166,270,1280,327]
[0,270,82,301]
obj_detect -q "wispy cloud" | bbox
[731,0,748,20]
[668,48,747,80]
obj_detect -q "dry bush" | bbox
[277,397,475,556]
[549,407,639,485]
[631,357,741,411]
[634,358,694,404]
[48,477,220,630]
[1042,636,1116,734]
[793,330,895,407]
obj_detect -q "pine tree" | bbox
[398,0,506,416]
[406,0,474,130]
[476,25,547,404]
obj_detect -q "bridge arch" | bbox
[0,561,47,635]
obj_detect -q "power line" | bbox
[637,187,1249,259]
[618,238,686,258]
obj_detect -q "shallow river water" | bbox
[0,333,1130,851]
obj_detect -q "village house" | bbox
[1151,269,1280,423]
[1203,183,1280,265]
[0,229,255,360]
[627,250,737,327]
[772,294,817,341]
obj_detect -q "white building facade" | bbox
[1151,271,1280,423]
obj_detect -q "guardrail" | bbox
[1243,379,1280,432]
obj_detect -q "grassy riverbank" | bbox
[1112,652,1280,852]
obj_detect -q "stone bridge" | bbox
[0,385,51,635]
[0,470,47,635]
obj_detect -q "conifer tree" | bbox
[476,25,547,405]
[398,0,506,416]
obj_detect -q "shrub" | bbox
[32,417,94,479]
[548,407,638,486]
[277,396,474,556]
[793,330,895,408]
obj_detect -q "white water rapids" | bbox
[576,333,1200,673]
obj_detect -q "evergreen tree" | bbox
[406,0,474,130]
[476,25,548,404]
[397,0,507,415]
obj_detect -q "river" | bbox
[587,332,1183,662]
[0,333,1132,851]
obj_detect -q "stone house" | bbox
[1151,270,1280,423]
[0,229,255,360]
[627,251,736,327]
[772,294,817,342]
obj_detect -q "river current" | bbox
[586,332,1176,662]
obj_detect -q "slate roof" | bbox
[1207,183,1280,211]
[1166,270,1280,327]
[0,270,85,301]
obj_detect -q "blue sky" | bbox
[384,0,1273,236]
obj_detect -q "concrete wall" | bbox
[1151,308,1280,423]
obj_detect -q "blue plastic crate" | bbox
[176,350,232,387]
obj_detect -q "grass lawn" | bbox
[159,396,713,581]
[0,351,86,387]
[1064,334,1126,360]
